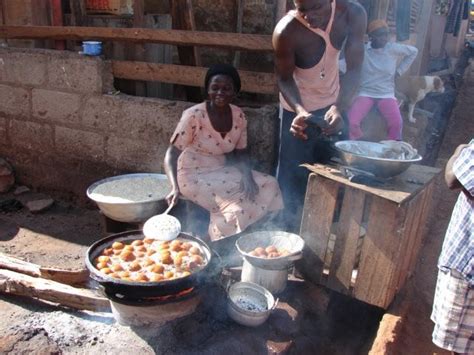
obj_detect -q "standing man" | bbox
[431,142,473,354]
[273,0,367,231]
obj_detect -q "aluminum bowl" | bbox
[335,141,423,178]
[87,173,170,223]
[227,281,277,327]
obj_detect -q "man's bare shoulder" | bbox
[273,12,299,39]
[334,0,366,21]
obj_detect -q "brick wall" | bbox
[0,48,278,199]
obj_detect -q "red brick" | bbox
[0,49,47,86]
[55,126,104,161]
[32,88,81,124]
[0,84,30,118]
[9,119,53,152]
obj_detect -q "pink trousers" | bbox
[348,96,403,140]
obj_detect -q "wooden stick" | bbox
[0,252,89,286]
[112,61,277,94]
[0,25,273,52]
[0,269,110,312]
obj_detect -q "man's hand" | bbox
[323,105,344,136]
[240,172,259,201]
[290,110,312,140]
[166,188,180,207]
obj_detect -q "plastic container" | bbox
[82,41,102,56]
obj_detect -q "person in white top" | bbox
[347,19,418,140]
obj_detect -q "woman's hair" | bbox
[204,64,241,93]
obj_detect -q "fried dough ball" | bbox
[111,264,123,272]
[123,245,134,252]
[113,249,122,255]
[254,247,266,257]
[146,249,156,256]
[177,251,189,258]
[248,250,259,257]
[96,261,108,270]
[189,246,201,255]
[170,242,182,252]
[120,250,135,262]
[190,254,204,265]
[174,256,183,266]
[135,252,146,258]
[181,271,191,277]
[135,245,147,253]
[164,271,174,279]
[131,240,144,246]
[103,248,114,256]
[143,238,154,244]
[149,264,164,274]
[129,261,141,272]
[109,273,120,278]
[265,245,278,254]
[150,274,165,282]
[97,255,110,263]
[142,258,154,267]
[100,267,112,274]
[181,242,192,251]
[161,254,173,264]
[119,271,130,278]
[112,242,124,250]
[135,274,149,282]
[267,252,279,258]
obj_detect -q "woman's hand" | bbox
[290,110,312,140]
[240,172,259,201]
[322,105,344,136]
[166,188,180,207]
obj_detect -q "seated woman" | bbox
[347,20,418,141]
[164,64,284,241]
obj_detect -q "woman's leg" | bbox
[347,96,375,140]
[376,98,403,140]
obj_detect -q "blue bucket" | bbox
[82,41,102,56]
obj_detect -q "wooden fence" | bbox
[0,25,277,95]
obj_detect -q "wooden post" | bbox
[131,0,146,96]
[372,0,390,21]
[51,0,65,50]
[233,0,244,68]
[410,0,435,75]
[170,0,202,102]
[69,0,86,26]
[275,0,287,24]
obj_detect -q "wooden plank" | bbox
[0,25,273,51]
[302,163,441,205]
[410,0,434,75]
[127,0,146,96]
[111,61,277,94]
[353,197,407,308]
[170,0,202,101]
[326,187,365,294]
[298,174,339,284]
[0,252,89,286]
[69,0,86,26]
[0,269,109,312]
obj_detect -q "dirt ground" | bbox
[0,198,385,354]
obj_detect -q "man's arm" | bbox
[336,2,367,112]
[272,17,308,117]
[445,143,474,199]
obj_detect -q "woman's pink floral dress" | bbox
[171,102,284,241]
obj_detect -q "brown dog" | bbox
[395,76,445,123]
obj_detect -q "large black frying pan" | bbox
[85,230,213,299]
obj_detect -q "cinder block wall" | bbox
[0,48,278,199]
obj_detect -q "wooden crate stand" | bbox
[298,164,440,309]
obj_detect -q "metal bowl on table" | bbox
[87,173,170,223]
[335,140,423,178]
